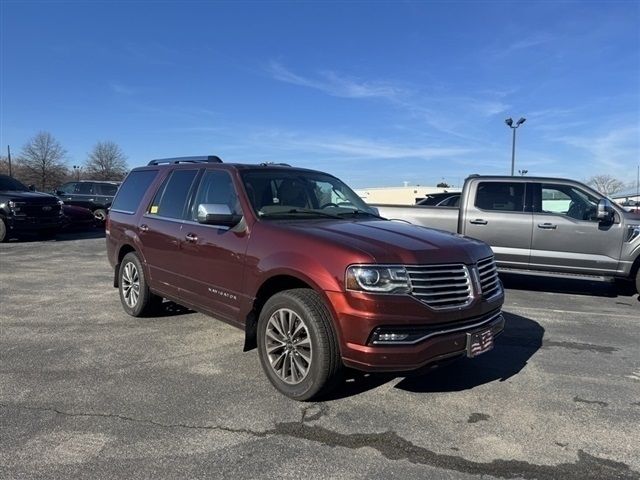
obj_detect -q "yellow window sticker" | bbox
[150,206,159,214]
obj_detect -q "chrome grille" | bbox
[478,256,501,298]
[406,264,472,309]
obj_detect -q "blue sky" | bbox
[1,1,638,188]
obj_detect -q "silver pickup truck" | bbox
[374,175,640,294]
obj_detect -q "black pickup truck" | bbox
[0,174,63,242]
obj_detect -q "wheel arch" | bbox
[243,273,338,352]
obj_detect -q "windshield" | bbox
[241,169,375,219]
[0,175,29,192]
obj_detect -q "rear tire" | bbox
[0,217,7,242]
[257,289,342,401]
[635,269,640,296]
[118,252,163,317]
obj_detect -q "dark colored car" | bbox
[0,174,63,242]
[417,192,461,207]
[54,180,120,221]
[106,156,504,400]
[62,204,98,230]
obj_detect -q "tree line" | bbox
[0,131,128,191]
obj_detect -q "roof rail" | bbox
[148,155,223,166]
[259,162,292,167]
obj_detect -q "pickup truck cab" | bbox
[106,157,505,400]
[375,176,640,294]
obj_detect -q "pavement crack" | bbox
[3,402,638,479]
[0,403,270,437]
[573,396,609,407]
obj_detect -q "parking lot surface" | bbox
[1,233,639,479]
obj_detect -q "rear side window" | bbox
[475,182,525,212]
[98,183,118,196]
[75,183,94,194]
[111,170,158,214]
[148,169,198,219]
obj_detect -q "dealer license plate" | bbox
[466,328,494,358]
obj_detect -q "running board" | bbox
[497,267,615,283]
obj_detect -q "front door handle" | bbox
[185,233,198,242]
[537,223,557,230]
[139,224,149,232]
[469,219,488,225]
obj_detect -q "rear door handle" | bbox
[469,219,488,225]
[185,233,198,242]
[139,224,149,232]
[537,223,557,230]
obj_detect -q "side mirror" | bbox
[28,184,36,191]
[55,190,64,195]
[596,198,614,223]
[196,203,241,227]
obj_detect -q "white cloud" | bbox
[266,61,403,99]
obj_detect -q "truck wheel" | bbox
[0,218,6,242]
[93,209,107,222]
[118,252,162,317]
[635,269,640,296]
[257,289,341,401]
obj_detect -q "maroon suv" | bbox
[106,156,505,400]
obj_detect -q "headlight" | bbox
[58,200,64,206]
[346,265,411,294]
[8,200,15,209]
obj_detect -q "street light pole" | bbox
[505,117,526,176]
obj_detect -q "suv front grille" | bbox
[406,264,472,309]
[478,256,501,298]
[11,201,61,218]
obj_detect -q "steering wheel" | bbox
[320,202,340,209]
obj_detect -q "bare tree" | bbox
[85,141,128,180]
[586,175,626,196]
[18,132,68,191]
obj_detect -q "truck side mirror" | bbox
[596,198,614,223]
[196,203,241,228]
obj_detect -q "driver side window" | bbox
[190,170,241,221]
[541,185,598,221]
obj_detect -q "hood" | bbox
[0,190,59,201]
[281,219,492,265]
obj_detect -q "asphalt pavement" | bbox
[1,231,639,479]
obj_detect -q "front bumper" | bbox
[326,289,504,372]
[7,216,63,231]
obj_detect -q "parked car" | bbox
[61,204,98,230]
[0,174,63,242]
[53,180,120,221]
[375,175,640,294]
[620,199,640,214]
[106,156,505,400]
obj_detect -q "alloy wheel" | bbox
[121,262,140,308]
[264,308,313,384]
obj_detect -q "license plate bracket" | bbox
[466,328,495,358]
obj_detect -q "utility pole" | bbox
[505,117,526,176]
[7,145,12,177]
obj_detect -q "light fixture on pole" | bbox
[73,165,81,181]
[505,117,526,176]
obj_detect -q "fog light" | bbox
[378,333,409,342]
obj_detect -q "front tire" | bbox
[257,289,341,401]
[635,269,640,296]
[93,209,107,223]
[118,252,162,317]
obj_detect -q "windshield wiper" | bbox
[260,208,343,219]
[337,208,385,219]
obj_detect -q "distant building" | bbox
[355,185,460,205]
[611,187,640,204]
